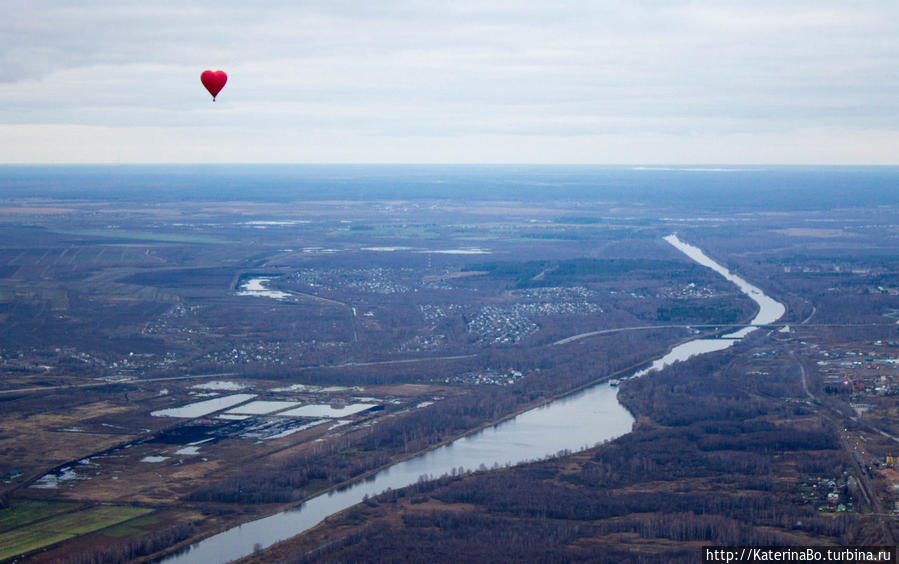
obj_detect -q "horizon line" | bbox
[3,163,899,167]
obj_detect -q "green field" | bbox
[0,500,80,531]
[100,514,162,538]
[0,504,153,560]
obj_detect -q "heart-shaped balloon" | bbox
[201,70,227,101]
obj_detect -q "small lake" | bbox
[160,234,785,563]
[236,277,292,300]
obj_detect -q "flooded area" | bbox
[151,394,257,418]
[191,381,247,391]
[235,278,292,300]
[30,467,85,489]
[278,403,379,418]
[225,401,301,416]
[263,420,327,440]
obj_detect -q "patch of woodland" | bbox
[49,522,196,564]
[248,341,890,563]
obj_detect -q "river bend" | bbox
[160,234,785,563]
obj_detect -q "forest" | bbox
[237,341,896,564]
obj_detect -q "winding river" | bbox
[160,234,785,563]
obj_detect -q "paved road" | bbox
[0,354,478,396]
[0,372,241,395]
[553,322,892,346]
[4,320,889,395]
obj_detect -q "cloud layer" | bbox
[2,1,898,163]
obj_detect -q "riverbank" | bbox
[251,334,875,563]
[155,234,787,564]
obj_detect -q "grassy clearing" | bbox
[0,505,153,560]
[100,514,161,538]
[0,528,73,561]
[0,500,81,531]
[48,506,152,535]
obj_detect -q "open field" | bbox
[0,501,80,531]
[0,503,152,560]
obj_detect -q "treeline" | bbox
[655,303,745,323]
[462,257,709,288]
[187,446,392,504]
[288,517,631,564]
[282,509,840,564]
[59,522,196,564]
[428,465,851,542]
[254,338,890,562]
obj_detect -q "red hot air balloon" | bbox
[201,70,227,101]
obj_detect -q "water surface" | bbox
[161,382,632,564]
[151,394,256,419]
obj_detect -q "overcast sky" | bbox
[2,1,897,164]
